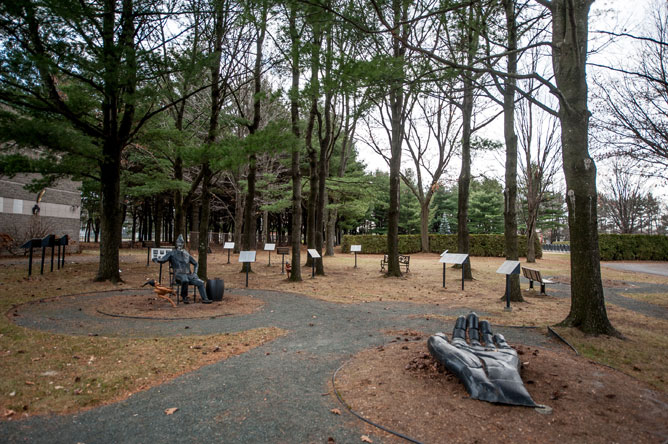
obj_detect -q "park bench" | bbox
[521,267,554,295]
[380,254,410,273]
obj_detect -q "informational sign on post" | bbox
[264,243,276,266]
[307,249,320,278]
[223,242,235,264]
[496,260,521,311]
[350,245,361,268]
[239,251,257,287]
[277,247,290,274]
[439,253,470,290]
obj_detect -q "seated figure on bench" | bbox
[153,234,211,304]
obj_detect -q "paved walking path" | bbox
[602,262,668,277]
[3,288,561,444]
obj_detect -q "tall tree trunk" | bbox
[289,3,302,281]
[549,0,616,335]
[95,144,123,282]
[304,23,320,268]
[234,178,244,254]
[326,209,336,255]
[154,195,163,248]
[457,74,473,280]
[503,0,522,301]
[420,204,430,253]
[386,0,407,277]
[241,3,266,272]
[198,165,211,280]
[262,209,269,245]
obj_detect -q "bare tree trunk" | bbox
[154,195,163,248]
[457,74,473,280]
[288,2,302,281]
[549,0,616,335]
[503,0,522,301]
[198,165,211,280]
[326,209,336,255]
[386,0,407,277]
[234,181,244,254]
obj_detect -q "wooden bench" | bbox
[522,267,554,294]
[380,254,410,273]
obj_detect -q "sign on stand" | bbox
[307,249,320,278]
[264,243,275,266]
[151,248,172,283]
[223,242,235,264]
[350,245,361,268]
[277,247,290,274]
[239,251,256,287]
[439,253,470,290]
[496,260,521,311]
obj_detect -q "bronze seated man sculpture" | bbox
[152,234,211,304]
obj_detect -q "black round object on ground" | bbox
[206,278,224,301]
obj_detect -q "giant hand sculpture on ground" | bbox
[427,312,537,407]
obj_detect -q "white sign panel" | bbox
[439,253,469,264]
[151,248,172,260]
[307,249,321,259]
[440,250,449,256]
[264,243,276,251]
[239,251,256,263]
[223,242,235,249]
[496,260,521,275]
[350,245,362,252]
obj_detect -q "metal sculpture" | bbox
[427,312,537,407]
[152,235,211,304]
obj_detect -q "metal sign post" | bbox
[350,245,361,268]
[264,243,275,266]
[40,234,55,275]
[239,251,256,287]
[277,247,290,274]
[223,242,235,264]
[307,249,320,278]
[20,238,41,277]
[439,253,470,290]
[496,260,521,311]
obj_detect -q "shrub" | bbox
[598,234,668,261]
[342,234,542,258]
[341,234,422,254]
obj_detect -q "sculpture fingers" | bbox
[452,315,467,342]
[493,333,512,350]
[466,313,481,346]
[480,320,495,348]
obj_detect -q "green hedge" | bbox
[342,234,542,258]
[598,234,668,261]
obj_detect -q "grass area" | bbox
[554,305,668,391]
[620,292,668,308]
[1,246,666,419]
[0,256,285,419]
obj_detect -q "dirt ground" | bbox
[334,334,668,444]
[94,292,263,319]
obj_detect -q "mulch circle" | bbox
[94,292,264,320]
[334,334,668,444]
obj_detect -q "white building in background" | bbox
[0,173,81,251]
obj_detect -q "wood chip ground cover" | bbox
[334,339,668,444]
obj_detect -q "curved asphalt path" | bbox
[3,288,561,444]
